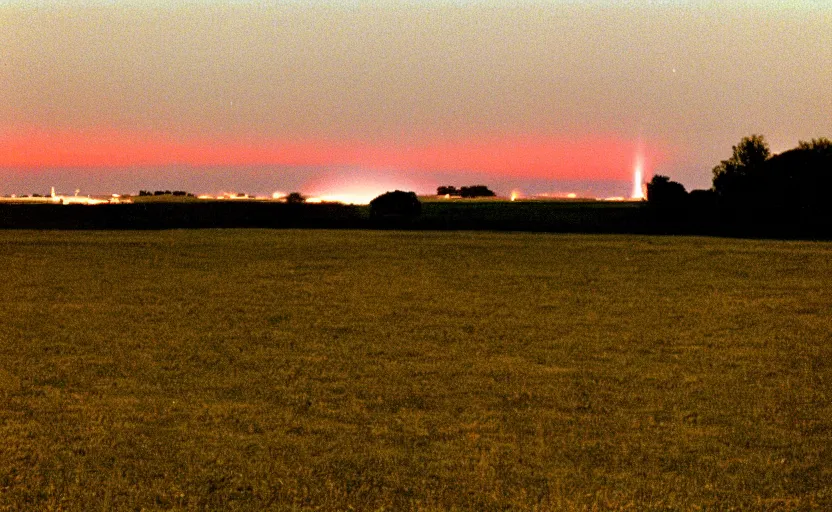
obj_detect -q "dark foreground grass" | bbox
[0,230,830,511]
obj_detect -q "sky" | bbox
[1,0,830,198]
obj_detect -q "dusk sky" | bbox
[1,1,830,198]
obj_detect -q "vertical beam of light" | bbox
[632,155,644,200]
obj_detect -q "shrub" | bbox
[369,191,421,220]
[285,192,306,204]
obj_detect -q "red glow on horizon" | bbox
[0,128,670,181]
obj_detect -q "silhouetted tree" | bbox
[460,185,495,198]
[798,137,832,153]
[759,143,832,225]
[369,190,421,220]
[437,186,460,196]
[285,192,305,204]
[712,134,770,201]
[706,134,832,231]
[646,175,688,207]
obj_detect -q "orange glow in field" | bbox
[510,190,521,201]
[304,188,400,205]
[316,194,377,205]
[1,128,670,181]
[301,172,427,205]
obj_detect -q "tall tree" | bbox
[712,134,770,199]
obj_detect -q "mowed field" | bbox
[0,230,830,511]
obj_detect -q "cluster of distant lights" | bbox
[507,191,637,202]
[198,190,645,205]
[3,163,647,205]
[3,189,645,206]
[158,162,651,205]
[1,190,645,205]
[194,191,381,205]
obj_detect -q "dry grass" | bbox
[0,230,830,510]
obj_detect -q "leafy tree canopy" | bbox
[712,134,770,197]
[798,137,832,154]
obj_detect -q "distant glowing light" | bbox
[632,156,645,200]
[272,191,286,199]
[316,193,376,205]
[215,192,250,200]
[567,192,577,199]
[303,175,423,206]
[510,190,521,201]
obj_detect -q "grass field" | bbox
[0,230,830,510]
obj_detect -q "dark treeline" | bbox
[0,202,364,230]
[647,135,832,238]
[437,185,496,198]
[0,200,652,233]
